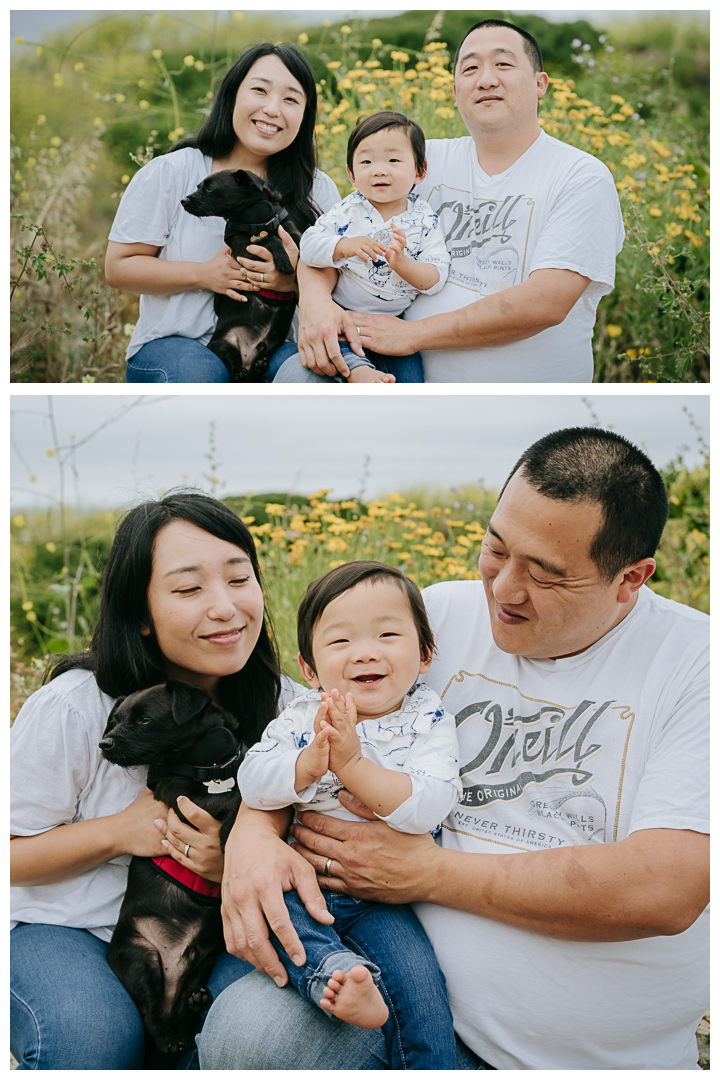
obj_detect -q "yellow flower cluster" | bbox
[247,492,485,588]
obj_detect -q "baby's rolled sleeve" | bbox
[413,221,451,296]
[299,220,345,269]
[237,746,311,810]
[377,774,460,834]
[238,700,320,809]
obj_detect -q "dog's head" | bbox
[181,169,284,227]
[99,681,235,767]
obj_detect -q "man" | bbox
[199,427,709,1070]
[280,20,624,383]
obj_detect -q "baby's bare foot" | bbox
[347,367,395,384]
[320,966,388,1029]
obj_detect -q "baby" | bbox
[238,561,461,1069]
[299,111,450,384]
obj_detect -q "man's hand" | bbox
[334,235,386,264]
[297,263,365,376]
[351,311,418,356]
[221,805,333,984]
[291,798,439,903]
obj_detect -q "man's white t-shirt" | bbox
[108,148,340,360]
[417,581,708,1070]
[10,668,303,941]
[408,131,624,382]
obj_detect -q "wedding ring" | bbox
[184,843,191,858]
[260,272,264,283]
[324,858,333,877]
[356,327,361,335]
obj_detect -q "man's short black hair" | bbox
[454,19,544,76]
[346,112,426,176]
[501,427,669,583]
[297,560,434,674]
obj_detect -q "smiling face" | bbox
[348,127,425,217]
[141,521,264,692]
[454,26,548,142]
[298,578,431,720]
[478,471,653,660]
[229,54,307,169]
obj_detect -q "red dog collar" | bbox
[257,288,295,302]
[151,855,221,902]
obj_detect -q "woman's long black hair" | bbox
[47,491,282,748]
[169,42,320,233]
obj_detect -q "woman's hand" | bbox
[114,787,170,858]
[221,805,333,984]
[154,796,225,883]
[235,226,299,293]
[290,792,441,904]
[199,247,250,301]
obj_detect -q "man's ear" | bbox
[297,652,321,689]
[616,558,656,604]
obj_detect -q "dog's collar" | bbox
[151,856,221,902]
[146,726,242,791]
[224,205,288,245]
[257,288,295,302]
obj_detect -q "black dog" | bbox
[181,169,301,382]
[99,681,244,1059]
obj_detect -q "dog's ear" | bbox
[167,681,211,725]
[233,169,266,194]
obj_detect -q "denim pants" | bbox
[10,922,252,1070]
[267,889,456,1069]
[271,340,424,383]
[126,336,230,383]
[198,967,492,1070]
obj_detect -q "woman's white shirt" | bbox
[108,148,341,360]
[10,667,304,941]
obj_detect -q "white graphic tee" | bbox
[415,580,708,1069]
[407,131,625,382]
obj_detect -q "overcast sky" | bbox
[10,393,709,511]
[10,8,687,45]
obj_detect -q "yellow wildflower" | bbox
[665,222,683,237]
[53,73,63,88]
[610,94,625,105]
[606,324,623,338]
[265,503,286,516]
[297,33,308,45]
[648,207,662,217]
[26,611,38,623]
[45,542,56,553]
[391,51,410,63]
[327,61,342,70]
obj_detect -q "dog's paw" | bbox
[158,1036,189,1056]
[187,986,213,1012]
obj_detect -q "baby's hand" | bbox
[347,367,395,384]
[334,235,387,264]
[384,223,408,271]
[324,690,363,776]
[298,706,331,780]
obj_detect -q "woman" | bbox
[10,492,302,1069]
[105,43,340,383]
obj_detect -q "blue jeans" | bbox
[126,336,230,383]
[198,968,491,1069]
[271,341,424,383]
[10,922,252,1070]
[268,889,456,1069]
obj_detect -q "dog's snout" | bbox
[99,737,114,750]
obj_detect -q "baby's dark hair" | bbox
[346,111,426,177]
[297,560,434,674]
